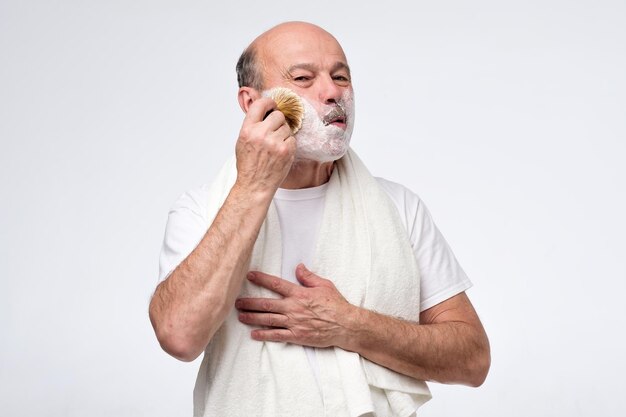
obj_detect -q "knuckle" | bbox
[276,145,290,158]
[238,126,251,140]
[262,300,272,311]
[250,128,266,143]
[267,141,280,153]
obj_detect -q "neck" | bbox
[280,159,335,189]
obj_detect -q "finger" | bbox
[262,108,287,131]
[250,328,296,344]
[248,271,299,296]
[245,97,277,123]
[295,264,327,287]
[284,135,297,154]
[238,311,289,328]
[269,123,293,143]
[235,297,289,314]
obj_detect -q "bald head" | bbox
[236,22,347,91]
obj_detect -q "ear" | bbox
[238,87,262,114]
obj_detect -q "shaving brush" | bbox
[267,87,304,134]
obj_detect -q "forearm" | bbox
[149,96,298,361]
[149,184,273,361]
[344,304,490,386]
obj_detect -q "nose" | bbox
[318,74,344,105]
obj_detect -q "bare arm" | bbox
[236,264,490,386]
[347,291,490,386]
[149,98,296,361]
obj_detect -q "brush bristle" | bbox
[268,87,304,134]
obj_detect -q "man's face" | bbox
[258,26,355,162]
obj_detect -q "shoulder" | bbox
[374,177,473,310]
[169,182,213,222]
[374,177,423,233]
[374,177,421,207]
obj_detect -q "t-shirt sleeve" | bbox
[157,188,209,283]
[376,178,473,311]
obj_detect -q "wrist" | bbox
[230,181,276,206]
[338,304,368,352]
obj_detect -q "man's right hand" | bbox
[235,97,296,196]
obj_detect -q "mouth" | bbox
[322,106,347,127]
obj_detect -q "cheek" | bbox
[341,90,355,115]
[297,99,325,133]
[294,92,322,115]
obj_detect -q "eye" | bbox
[333,74,351,85]
[294,76,311,82]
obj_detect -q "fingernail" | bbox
[247,272,255,280]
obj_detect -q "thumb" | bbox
[295,263,321,287]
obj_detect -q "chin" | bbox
[294,118,354,162]
[296,147,349,163]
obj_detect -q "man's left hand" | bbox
[235,264,356,348]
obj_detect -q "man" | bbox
[150,21,490,417]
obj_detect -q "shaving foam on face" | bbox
[260,88,355,162]
[294,90,355,163]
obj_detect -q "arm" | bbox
[348,290,490,387]
[149,97,296,362]
[236,264,490,386]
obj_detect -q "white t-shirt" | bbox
[158,176,471,412]
[158,177,472,312]
[272,183,327,387]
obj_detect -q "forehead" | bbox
[257,28,348,72]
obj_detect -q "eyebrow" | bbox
[286,61,351,76]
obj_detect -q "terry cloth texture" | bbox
[193,148,432,417]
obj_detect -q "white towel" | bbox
[193,148,431,417]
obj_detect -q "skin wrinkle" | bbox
[281,67,294,82]
[429,306,460,322]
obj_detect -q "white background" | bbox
[1,1,625,416]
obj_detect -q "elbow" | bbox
[149,303,206,363]
[466,339,491,387]
[159,335,204,362]
[151,318,205,362]
[467,356,490,387]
